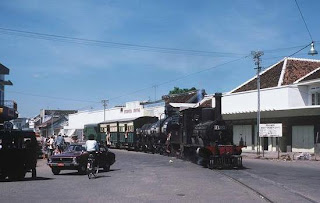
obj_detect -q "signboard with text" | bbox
[259,123,282,137]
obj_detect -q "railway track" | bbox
[215,170,318,203]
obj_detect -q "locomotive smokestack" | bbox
[214,93,222,120]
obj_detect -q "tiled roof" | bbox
[300,68,320,82]
[162,91,198,104]
[199,99,212,107]
[231,58,320,93]
[283,59,320,85]
[233,61,283,93]
[0,63,9,75]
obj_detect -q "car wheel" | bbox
[51,168,61,175]
[103,164,110,172]
[31,168,37,179]
[78,165,86,174]
[0,173,7,180]
[8,169,25,181]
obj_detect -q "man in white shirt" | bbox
[47,136,55,157]
[85,134,99,152]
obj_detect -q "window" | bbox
[119,126,125,132]
[311,92,320,105]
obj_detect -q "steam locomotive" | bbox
[84,93,243,169]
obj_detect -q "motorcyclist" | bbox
[85,134,99,166]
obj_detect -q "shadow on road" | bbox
[0,177,53,182]
[93,174,110,179]
[209,166,251,171]
[56,169,120,176]
[109,168,120,172]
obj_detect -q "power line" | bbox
[7,90,100,103]
[107,55,250,102]
[6,43,310,108]
[0,27,314,57]
[261,42,311,70]
[294,0,313,41]
[0,27,246,57]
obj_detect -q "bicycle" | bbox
[86,152,99,179]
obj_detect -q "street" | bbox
[1,149,320,203]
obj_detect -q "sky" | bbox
[1,0,320,117]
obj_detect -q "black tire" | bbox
[0,173,6,180]
[103,164,110,172]
[8,169,25,181]
[78,165,86,174]
[51,168,61,175]
[31,168,37,179]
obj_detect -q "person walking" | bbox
[106,131,111,147]
[55,134,65,154]
[47,136,55,158]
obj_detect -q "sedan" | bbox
[47,143,115,175]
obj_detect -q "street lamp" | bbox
[308,42,318,56]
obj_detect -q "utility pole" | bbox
[153,85,158,101]
[101,100,109,121]
[51,111,55,137]
[252,51,264,156]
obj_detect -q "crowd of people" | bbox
[41,134,70,158]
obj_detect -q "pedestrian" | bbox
[166,131,172,153]
[106,131,111,147]
[55,134,65,153]
[47,136,55,158]
[71,135,78,143]
[41,136,47,159]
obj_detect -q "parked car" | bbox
[0,129,37,180]
[47,143,115,175]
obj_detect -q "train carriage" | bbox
[83,123,104,142]
[98,121,119,148]
[99,116,158,150]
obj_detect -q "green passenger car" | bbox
[83,123,105,143]
[99,116,158,150]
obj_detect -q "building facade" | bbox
[220,57,320,153]
[0,63,18,123]
[64,100,165,139]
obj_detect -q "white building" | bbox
[219,57,320,153]
[63,100,165,137]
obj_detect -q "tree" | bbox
[169,87,196,95]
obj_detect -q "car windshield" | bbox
[67,145,85,152]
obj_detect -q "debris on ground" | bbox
[169,160,173,163]
[280,154,291,161]
[296,152,311,160]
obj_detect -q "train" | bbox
[84,93,243,169]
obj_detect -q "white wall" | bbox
[222,87,289,114]
[221,86,316,114]
[65,101,164,130]
[288,86,308,107]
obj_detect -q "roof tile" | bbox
[233,61,283,93]
[282,59,320,85]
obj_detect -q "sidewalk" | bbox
[241,150,320,161]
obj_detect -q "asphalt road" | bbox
[1,149,319,203]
